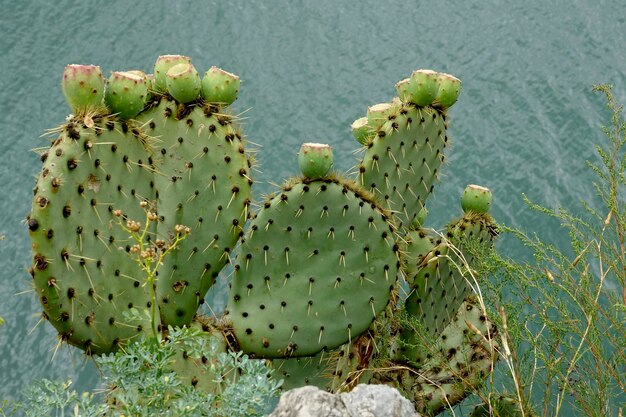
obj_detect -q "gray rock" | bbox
[268,384,420,417]
[340,384,419,417]
[268,386,347,417]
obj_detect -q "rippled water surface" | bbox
[1,1,625,414]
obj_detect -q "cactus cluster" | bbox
[28,56,498,415]
[29,56,249,353]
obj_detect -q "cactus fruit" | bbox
[29,60,500,415]
[433,73,462,110]
[153,55,192,92]
[461,184,493,214]
[62,64,105,113]
[395,69,439,107]
[350,117,370,145]
[297,143,334,179]
[201,67,241,105]
[104,71,149,119]
[165,63,202,103]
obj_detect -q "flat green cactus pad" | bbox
[227,175,399,358]
[399,212,497,365]
[134,100,252,326]
[356,102,448,232]
[413,296,498,415]
[29,115,156,353]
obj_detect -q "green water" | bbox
[1,0,625,414]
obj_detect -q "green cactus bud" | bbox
[351,117,372,145]
[366,103,395,130]
[62,64,105,113]
[461,184,492,214]
[297,143,333,179]
[153,55,192,92]
[104,71,148,119]
[201,66,240,105]
[166,63,201,103]
[433,72,461,109]
[395,69,439,107]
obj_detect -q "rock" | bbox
[268,384,420,417]
[268,386,346,417]
[341,385,419,417]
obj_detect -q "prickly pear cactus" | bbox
[28,56,252,353]
[379,185,499,415]
[28,61,501,416]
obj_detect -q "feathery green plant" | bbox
[461,84,625,417]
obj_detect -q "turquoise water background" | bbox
[1,0,625,414]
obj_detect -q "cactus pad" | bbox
[355,100,448,232]
[134,99,252,326]
[29,115,156,353]
[227,175,399,358]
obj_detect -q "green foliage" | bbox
[463,85,626,417]
[2,326,281,417]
